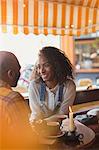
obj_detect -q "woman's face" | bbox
[38,54,55,82]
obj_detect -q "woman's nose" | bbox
[40,65,45,73]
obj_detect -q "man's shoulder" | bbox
[0,87,24,104]
[8,90,24,101]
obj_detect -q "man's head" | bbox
[0,51,21,87]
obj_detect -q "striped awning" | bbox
[0,0,99,36]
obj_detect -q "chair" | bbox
[74,89,99,105]
[73,89,99,118]
[73,89,99,134]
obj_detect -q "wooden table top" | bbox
[72,101,99,114]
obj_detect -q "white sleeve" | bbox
[58,80,76,115]
[28,81,44,121]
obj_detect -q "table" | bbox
[72,101,99,114]
[40,119,96,150]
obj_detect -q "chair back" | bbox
[74,89,99,105]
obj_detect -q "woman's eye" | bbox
[44,63,50,67]
[38,62,51,69]
[37,64,40,69]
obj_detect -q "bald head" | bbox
[0,51,21,87]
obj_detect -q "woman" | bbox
[29,46,76,122]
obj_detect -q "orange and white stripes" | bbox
[0,0,99,36]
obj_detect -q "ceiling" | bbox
[0,0,99,36]
[42,0,99,8]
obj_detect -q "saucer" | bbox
[45,131,65,139]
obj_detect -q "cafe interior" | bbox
[0,0,99,149]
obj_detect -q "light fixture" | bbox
[65,25,69,29]
[88,20,92,23]
[71,24,74,28]
[23,4,26,8]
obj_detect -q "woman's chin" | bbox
[42,78,48,81]
[41,76,48,81]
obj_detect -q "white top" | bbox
[28,79,76,121]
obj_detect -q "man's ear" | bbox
[8,70,14,79]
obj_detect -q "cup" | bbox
[31,119,47,136]
[46,122,60,136]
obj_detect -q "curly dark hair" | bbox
[39,46,74,83]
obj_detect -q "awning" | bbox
[0,0,99,36]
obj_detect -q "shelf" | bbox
[76,69,99,73]
[74,38,99,74]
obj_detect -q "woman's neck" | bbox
[45,80,58,89]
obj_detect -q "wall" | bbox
[75,72,99,86]
[0,33,60,69]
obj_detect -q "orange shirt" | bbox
[0,80,38,149]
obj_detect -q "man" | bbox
[0,51,38,149]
